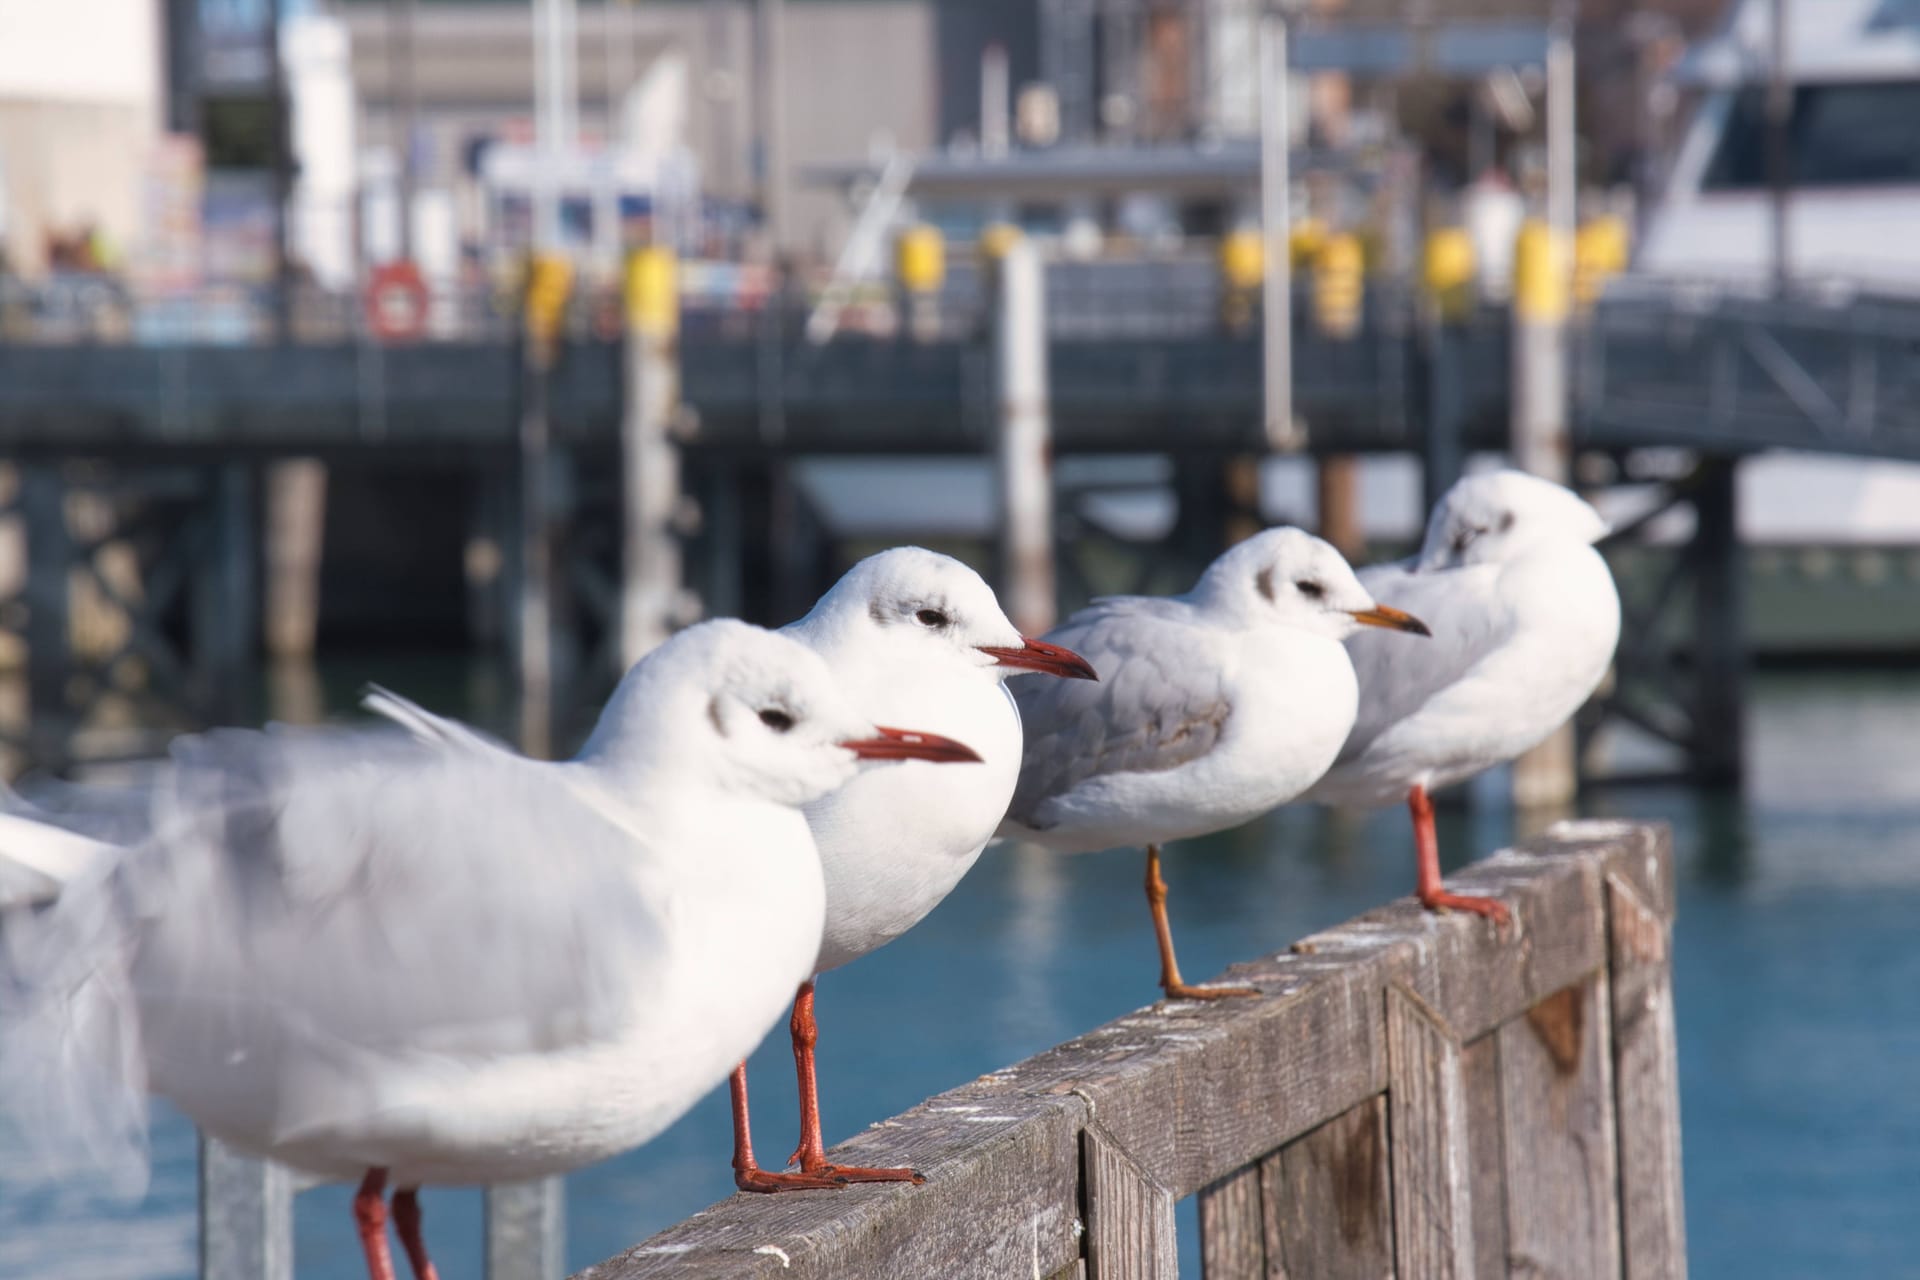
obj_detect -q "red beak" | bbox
[977,637,1099,681]
[838,725,984,764]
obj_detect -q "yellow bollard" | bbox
[1573,215,1629,310]
[524,252,576,361]
[1311,232,1365,339]
[895,224,947,295]
[1289,217,1327,271]
[1218,228,1265,293]
[1422,226,1476,323]
[1512,219,1570,326]
[978,221,1023,262]
[625,245,679,339]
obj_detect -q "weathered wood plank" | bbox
[1083,1123,1177,1280]
[1498,976,1623,1279]
[1385,983,1474,1280]
[577,1089,1087,1279]
[1266,1094,1393,1280]
[1196,1162,1265,1280]
[575,824,1680,1279]
[1461,1034,1508,1280]
[1607,872,1689,1280]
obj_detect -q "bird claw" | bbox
[733,1167,849,1193]
[1422,890,1513,931]
[1162,981,1260,1002]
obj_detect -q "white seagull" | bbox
[1302,470,1621,923]
[0,619,981,1280]
[998,528,1429,1001]
[728,547,1096,1191]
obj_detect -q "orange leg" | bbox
[352,1169,396,1280]
[786,981,925,1185]
[729,1061,845,1193]
[390,1188,439,1280]
[1146,844,1257,1001]
[1409,784,1510,925]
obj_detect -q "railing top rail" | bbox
[578,819,1674,1280]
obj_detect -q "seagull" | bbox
[1301,470,1621,923]
[998,527,1429,1001]
[729,547,1096,1192]
[0,619,981,1280]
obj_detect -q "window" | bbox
[1703,82,1920,190]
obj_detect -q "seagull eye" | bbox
[758,708,795,733]
[1295,580,1325,600]
[916,608,950,628]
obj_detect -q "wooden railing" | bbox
[577,820,1684,1279]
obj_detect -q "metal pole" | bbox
[485,1179,566,1280]
[390,0,418,261]
[1258,7,1297,451]
[265,0,293,341]
[200,1136,292,1280]
[992,237,1055,635]
[533,0,579,252]
[1546,12,1576,256]
[1766,0,1790,292]
[755,0,786,252]
[620,247,685,669]
[981,42,1011,158]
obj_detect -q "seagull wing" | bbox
[1337,558,1516,764]
[1006,596,1233,830]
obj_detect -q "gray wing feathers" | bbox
[1008,598,1231,827]
[1339,561,1514,762]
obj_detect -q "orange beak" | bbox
[977,637,1099,681]
[1348,604,1431,637]
[838,726,984,764]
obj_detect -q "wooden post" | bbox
[486,1178,566,1280]
[619,246,685,670]
[263,459,326,660]
[192,464,257,725]
[1316,454,1363,563]
[991,235,1055,635]
[20,464,71,768]
[1690,457,1745,785]
[1510,218,1577,808]
[1083,1125,1177,1279]
[199,1136,292,1280]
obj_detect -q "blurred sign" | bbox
[365,260,431,342]
[134,136,206,296]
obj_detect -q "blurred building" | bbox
[0,0,166,276]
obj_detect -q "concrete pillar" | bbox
[991,235,1055,635]
[263,459,326,660]
[619,246,687,670]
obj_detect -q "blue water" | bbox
[4,668,1918,1278]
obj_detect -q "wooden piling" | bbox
[991,235,1055,635]
[262,459,326,661]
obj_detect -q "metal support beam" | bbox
[992,237,1055,635]
[1259,10,1299,451]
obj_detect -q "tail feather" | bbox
[0,811,149,1199]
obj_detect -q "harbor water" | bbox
[2,666,1917,1278]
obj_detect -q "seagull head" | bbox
[581,619,982,808]
[791,546,1097,683]
[1418,470,1610,571]
[1198,526,1431,641]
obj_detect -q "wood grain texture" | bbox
[1461,1034,1508,1280]
[1197,1162,1265,1280]
[1084,1123,1178,1280]
[1385,983,1474,1280]
[1267,1095,1393,1280]
[577,1087,1087,1279]
[572,824,1682,1279]
[1607,873,1689,1280]
[1498,977,1623,1279]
